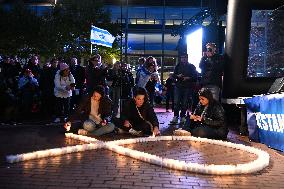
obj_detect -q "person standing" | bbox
[69,57,86,111]
[165,72,175,112]
[86,54,107,95]
[53,63,75,123]
[171,55,197,125]
[199,43,224,101]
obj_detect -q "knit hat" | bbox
[60,63,69,71]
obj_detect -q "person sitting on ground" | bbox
[174,88,227,140]
[113,87,160,136]
[64,85,115,136]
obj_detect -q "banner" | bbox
[90,26,115,48]
[244,93,284,152]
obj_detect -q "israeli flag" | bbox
[90,26,115,48]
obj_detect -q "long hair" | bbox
[198,88,215,106]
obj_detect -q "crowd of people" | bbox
[0,42,229,140]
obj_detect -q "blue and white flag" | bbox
[90,26,115,48]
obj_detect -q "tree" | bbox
[0,0,120,60]
[0,1,42,57]
[40,0,120,59]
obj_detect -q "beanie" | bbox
[60,63,69,71]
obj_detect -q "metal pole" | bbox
[161,0,166,84]
[120,0,123,62]
[125,0,129,64]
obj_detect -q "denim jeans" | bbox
[83,119,115,136]
[110,86,121,116]
[174,87,190,118]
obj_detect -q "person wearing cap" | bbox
[53,63,75,123]
[199,42,224,101]
[174,88,227,140]
[64,85,115,136]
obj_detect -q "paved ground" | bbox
[0,107,284,189]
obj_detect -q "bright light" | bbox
[112,58,116,64]
[187,28,203,73]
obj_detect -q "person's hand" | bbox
[190,115,201,122]
[123,120,131,127]
[65,85,71,91]
[153,126,160,136]
[101,120,107,126]
[64,121,71,131]
[194,115,202,122]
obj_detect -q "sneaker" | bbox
[170,116,178,123]
[78,129,88,135]
[180,117,186,124]
[129,128,143,136]
[116,128,127,134]
[53,118,61,123]
[173,129,191,136]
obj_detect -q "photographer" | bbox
[170,55,197,125]
[199,43,224,101]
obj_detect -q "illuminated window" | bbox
[187,28,203,73]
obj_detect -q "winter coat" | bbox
[69,95,112,123]
[121,99,159,128]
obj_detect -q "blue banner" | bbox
[244,93,284,152]
[90,26,115,48]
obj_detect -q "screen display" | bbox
[248,8,284,77]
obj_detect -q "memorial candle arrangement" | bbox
[6,133,270,175]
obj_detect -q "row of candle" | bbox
[6,133,270,175]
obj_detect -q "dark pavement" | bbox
[0,107,284,189]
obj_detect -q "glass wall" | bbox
[248,10,284,78]
[105,5,203,80]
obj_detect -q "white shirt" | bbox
[54,70,75,98]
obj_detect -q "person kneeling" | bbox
[64,86,115,136]
[174,88,228,140]
[114,87,160,136]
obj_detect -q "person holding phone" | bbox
[53,63,75,123]
[64,85,114,136]
[175,88,227,140]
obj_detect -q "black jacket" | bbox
[121,99,159,128]
[69,94,112,123]
[173,63,197,88]
[193,101,226,130]
[199,54,224,88]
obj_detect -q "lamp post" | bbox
[124,0,129,64]
[120,0,123,62]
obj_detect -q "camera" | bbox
[207,48,213,52]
